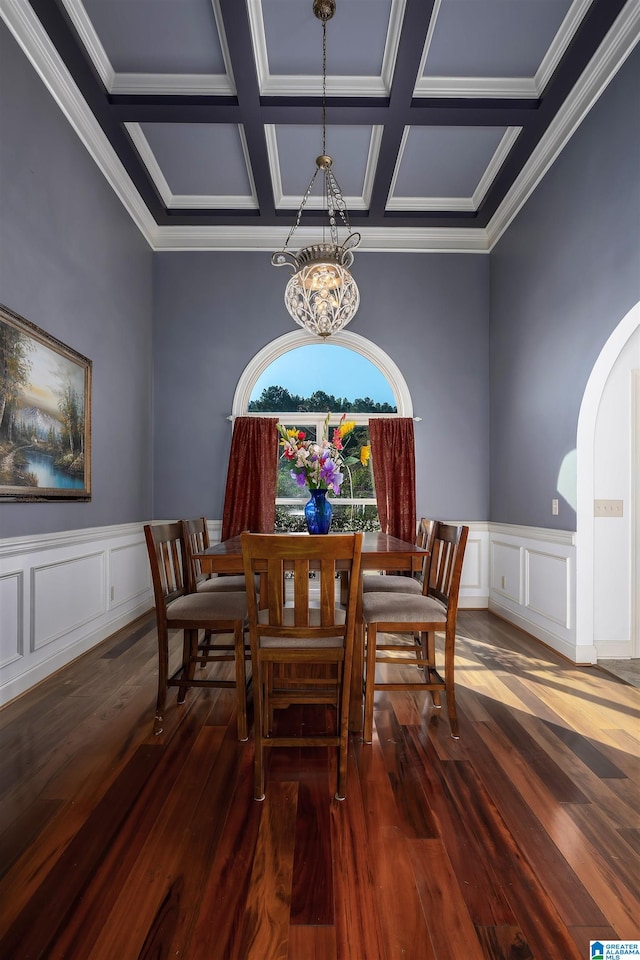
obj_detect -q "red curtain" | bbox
[369,417,416,544]
[221,417,279,541]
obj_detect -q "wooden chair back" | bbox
[144,521,249,740]
[181,517,211,592]
[241,531,363,800]
[425,521,468,613]
[145,521,187,612]
[417,516,435,583]
[362,521,468,742]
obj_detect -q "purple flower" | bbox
[291,469,307,487]
[320,457,343,492]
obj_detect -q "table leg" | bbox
[348,571,365,733]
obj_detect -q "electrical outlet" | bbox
[552,499,559,516]
[110,585,115,601]
[501,575,506,589]
[594,499,624,517]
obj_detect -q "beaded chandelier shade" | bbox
[271,0,361,339]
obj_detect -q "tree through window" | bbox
[234,332,413,532]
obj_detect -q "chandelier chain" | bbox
[272,0,360,339]
[283,167,320,250]
[322,19,327,157]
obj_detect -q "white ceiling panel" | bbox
[82,0,226,74]
[127,121,257,208]
[422,0,575,78]
[3,0,635,250]
[388,125,521,210]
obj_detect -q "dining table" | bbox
[194,531,429,732]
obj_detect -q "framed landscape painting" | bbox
[0,304,92,501]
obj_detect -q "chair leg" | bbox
[234,623,248,742]
[177,629,197,704]
[336,676,350,800]
[421,630,441,708]
[444,627,459,738]
[253,656,266,801]
[154,625,169,735]
[264,662,273,735]
[200,629,213,669]
[363,622,377,743]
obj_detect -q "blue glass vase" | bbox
[304,488,333,534]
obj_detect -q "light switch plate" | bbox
[594,499,624,517]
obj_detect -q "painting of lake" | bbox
[1,304,91,500]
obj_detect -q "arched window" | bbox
[232,330,413,530]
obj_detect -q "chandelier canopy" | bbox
[272,0,361,339]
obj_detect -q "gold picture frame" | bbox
[0,303,92,501]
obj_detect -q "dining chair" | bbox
[241,531,363,801]
[362,522,469,742]
[362,517,434,595]
[144,522,249,741]
[181,517,249,593]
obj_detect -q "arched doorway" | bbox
[576,302,640,662]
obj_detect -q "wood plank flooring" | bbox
[0,609,638,959]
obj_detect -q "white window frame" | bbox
[274,411,378,511]
[231,329,414,419]
[231,329,414,514]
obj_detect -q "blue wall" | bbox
[0,23,154,538]
[489,45,640,529]
[2,22,638,539]
[152,251,490,523]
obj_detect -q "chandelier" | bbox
[271,0,361,339]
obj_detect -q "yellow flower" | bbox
[360,444,371,466]
[339,420,356,438]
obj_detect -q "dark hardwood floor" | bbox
[1,609,638,959]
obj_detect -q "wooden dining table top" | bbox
[195,531,428,573]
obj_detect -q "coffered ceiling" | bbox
[2,0,638,251]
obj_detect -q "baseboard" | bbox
[0,599,152,707]
[0,522,153,706]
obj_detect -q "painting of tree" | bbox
[0,304,91,500]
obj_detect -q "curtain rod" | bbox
[226,415,422,422]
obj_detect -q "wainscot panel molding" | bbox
[0,523,152,706]
[488,522,588,664]
[452,522,490,610]
[0,519,588,704]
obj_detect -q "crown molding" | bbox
[149,224,490,253]
[486,0,640,250]
[111,72,235,96]
[0,0,157,247]
[1,0,637,255]
[535,0,596,94]
[58,0,113,88]
[414,75,538,99]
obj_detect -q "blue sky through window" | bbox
[250,345,396,406]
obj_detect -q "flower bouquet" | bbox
[277,413,370,532]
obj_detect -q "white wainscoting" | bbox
[457,522,490,609]
[0,523,152,706]
[0,518,585,706]
[487,523,587,663]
